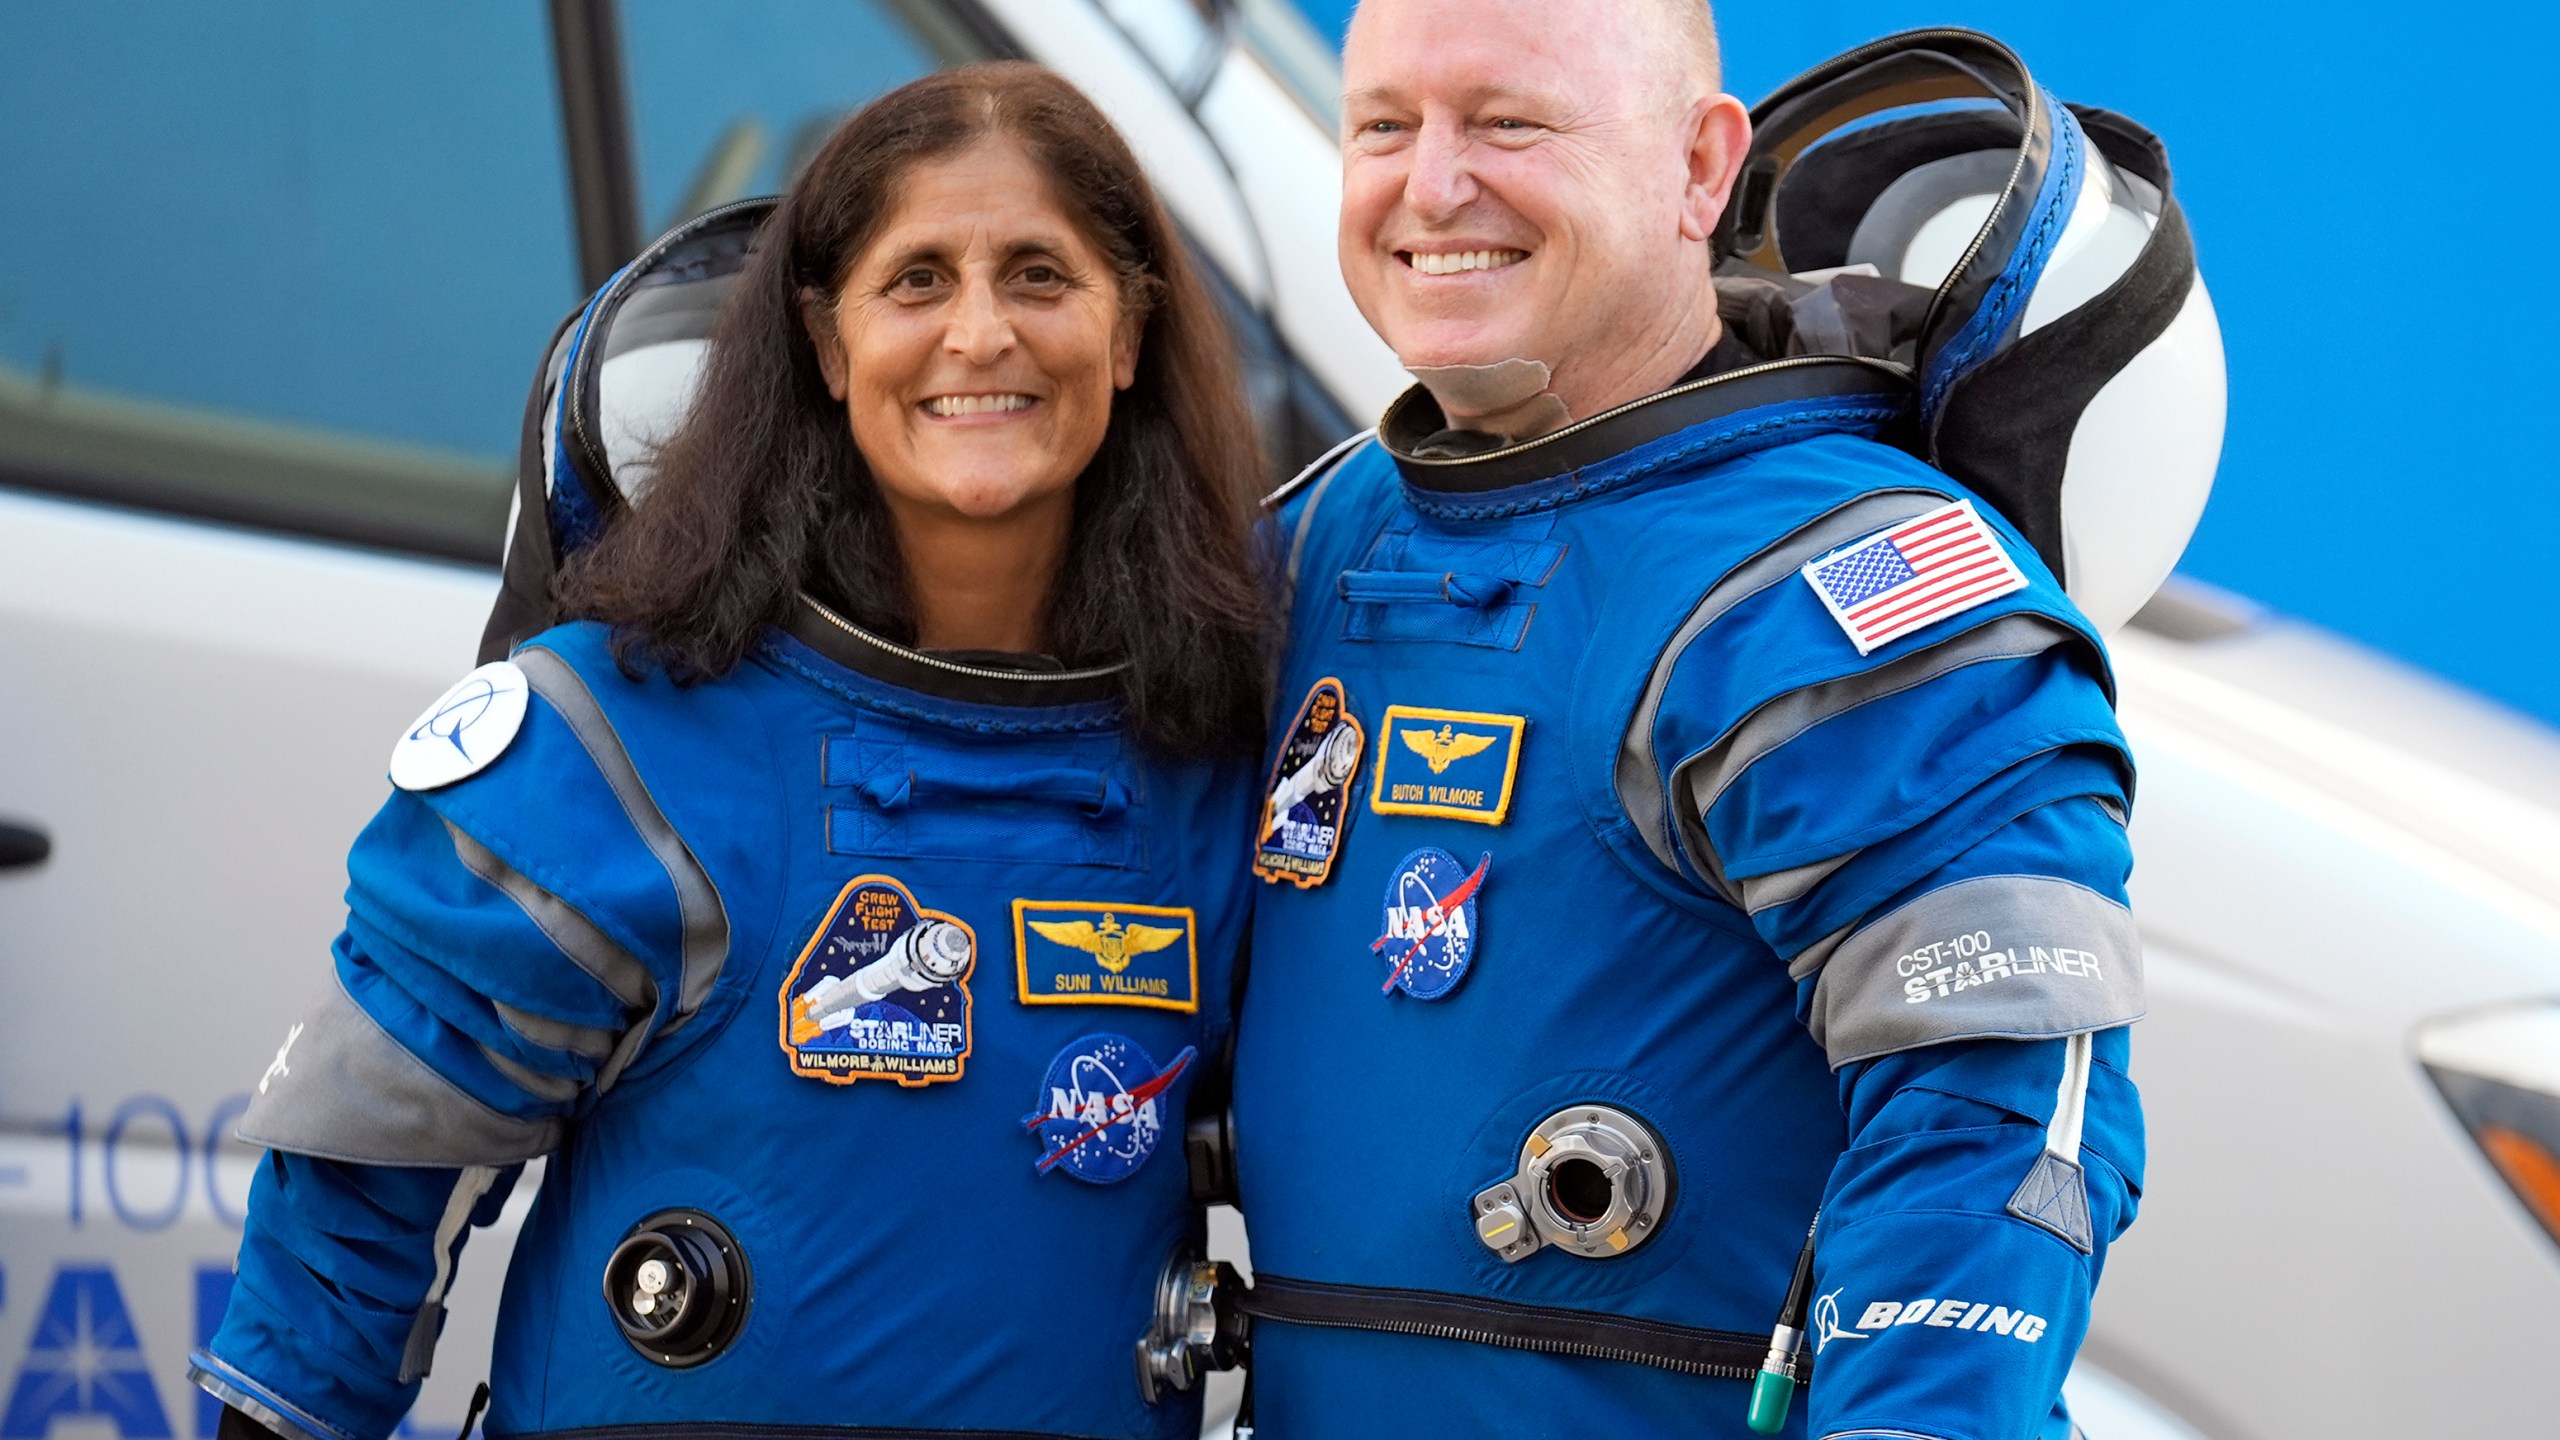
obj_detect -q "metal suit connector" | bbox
[1472,1104,1673,1263]
[1135,1245,1248,1403]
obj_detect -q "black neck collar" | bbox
[785,595,1126,708]
[1380,354,1909,494]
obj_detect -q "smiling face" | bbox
[1339,0,1748,421]
[807,137,1138,529]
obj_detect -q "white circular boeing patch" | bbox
[391,661,530,791]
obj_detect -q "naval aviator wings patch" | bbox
[1801,500,2028,655]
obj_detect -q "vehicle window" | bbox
[1239,0,1345,125]
[620,0,988,235]
[0,4,579,561]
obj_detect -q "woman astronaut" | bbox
[193,64,1265,1440]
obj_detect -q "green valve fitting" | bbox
[1745,1369,1796,1435]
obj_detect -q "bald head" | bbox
[1352,0,1721,100]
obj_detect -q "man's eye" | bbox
[1360,119,1406,136]
[1489,117,1532,132]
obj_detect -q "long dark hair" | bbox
[562,63,1267,757]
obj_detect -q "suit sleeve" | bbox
[1630,505,2144,1440]
[194,651,722,1440]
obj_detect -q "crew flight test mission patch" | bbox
[779,874,976,1087]
[1255,677,1364,886]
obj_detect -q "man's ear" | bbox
[799,287,850,401]
[1678,94,1754,244]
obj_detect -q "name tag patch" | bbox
[1013,900,1199,1013]
[1023,1033,1196,1184]
[1369,706,1525,825]
[779,875,975,1087]
[1373,847,1490,1000]
[1255,677,1365,888]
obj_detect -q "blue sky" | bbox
[1291,2,2560,728]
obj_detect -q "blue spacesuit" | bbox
[192,605,1253,1440]
[1230,358,2146,1439]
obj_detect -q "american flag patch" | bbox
[1800,500,2028,655]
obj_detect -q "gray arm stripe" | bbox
[513,646,730,1031]
[1617,489,1949,876]
[476,1045,582,1104]
[235,977,558,1166]
[444,821,656,1013]
[398,1164,501,1383]
[1679,611,2078,828]
[1736,850,1857,915]
[492,1001,616,1063]
[1667,612,2078,901]
[1800,873,2143,1068]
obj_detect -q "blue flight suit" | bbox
[1233,363,2146,1440]
[193,607,1253,1440]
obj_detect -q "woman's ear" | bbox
[799,287,851,401]
[1111,307,1142,392]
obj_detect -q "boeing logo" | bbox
[410,677,500,760]
[1813,1287,1870,1352]
[391,660,530,793]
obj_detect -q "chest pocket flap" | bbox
[823,719,1141,869]
[1340,512,1563,651]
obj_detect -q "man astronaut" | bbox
[1229,2,2158,1436]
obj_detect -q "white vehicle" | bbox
[0,5,2550,1440]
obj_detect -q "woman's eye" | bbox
[1018,264,1062,286]
[890,267,941,294]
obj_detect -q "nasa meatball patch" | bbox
[390,660,530,791]
[779,875,975,1087]
[1373,847,1489,999]
[1023,1034,1196,1184]
[1255,677,1364,887]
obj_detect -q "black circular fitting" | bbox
[1546,1155,1616,1225]
[603,1208,751,1367]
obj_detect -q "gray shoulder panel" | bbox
[513,645,730,1033]
[1798,873,2144,1068]
[235,978,558,1166]
[1617,489,1948,876]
